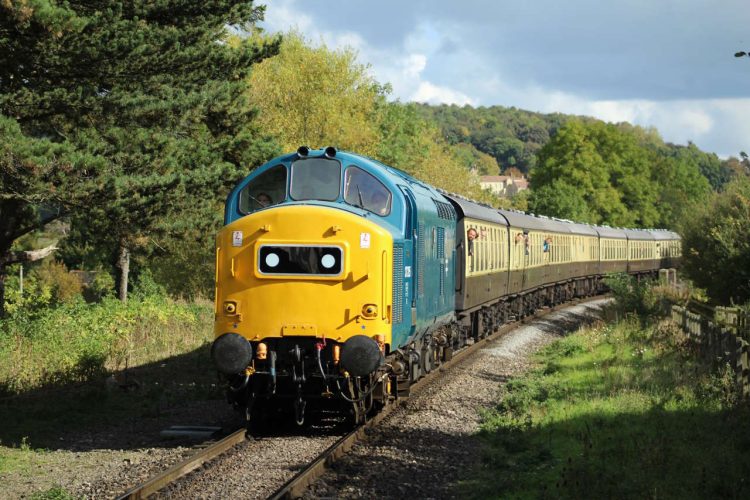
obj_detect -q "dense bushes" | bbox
[0,277,212,396]
[603,273,660,319]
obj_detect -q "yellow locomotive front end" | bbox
[213,203,393,424]
[215,203,393,345]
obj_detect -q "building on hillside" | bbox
[479,175,529,198]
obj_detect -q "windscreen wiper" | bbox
[356,184,365,209]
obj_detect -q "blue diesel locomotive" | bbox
[211,147,681,425]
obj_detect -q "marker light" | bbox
[361,304,378,319]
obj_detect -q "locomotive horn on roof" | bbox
[324,146,337,158]
[297,145,310,157]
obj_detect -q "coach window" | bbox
[239,164,287,214]
[494,228,499,269]
[344,166,392,216]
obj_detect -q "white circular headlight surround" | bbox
[265,253,280,268]
[321,254,336,269]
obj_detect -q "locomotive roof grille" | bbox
[432,199,455,220]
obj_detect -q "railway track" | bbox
[116,429,248,499]
[116,295,606,499]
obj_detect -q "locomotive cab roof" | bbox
[224,148,450,239]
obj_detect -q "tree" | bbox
[650,155,710,228]
[528,180,592,221]
[681,177,750,305]
[449,142,500,175]
[665,142,728,191]
[528,120,633,225]
[528,119,708,228]
[247,31,382,154]
[1,1,279,308]
[0,115,105,316]
[246,32,497,205]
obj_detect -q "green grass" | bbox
[0,437,51,476]
[30,486,78,500]
[468,319,750,499]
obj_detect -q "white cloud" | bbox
[261,0,313,33]
[403,54,427,78]
[514,89,750,157]
[411,81,476,106]
[262,4,477,108]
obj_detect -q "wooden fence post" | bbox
[741,341,750,398]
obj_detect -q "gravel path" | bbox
[305,299,609,499]
[159,431,343,499]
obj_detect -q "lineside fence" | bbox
[669,299,750,398]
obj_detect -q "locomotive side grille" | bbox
[418,222,425,297]
[392,244,404,323]
[437,227,445,296]
[432,199,455,220]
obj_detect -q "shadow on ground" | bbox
[0,343,241,452]
[467,405,750,500]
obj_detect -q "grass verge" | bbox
[0,295,223,476]
[468,318,750,499]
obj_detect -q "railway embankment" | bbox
[467,293,750,498]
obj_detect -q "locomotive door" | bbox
[401,187,419,330]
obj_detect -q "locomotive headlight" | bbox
[321,253,336,269]
[265,252,280,268]
[258,245,342,276]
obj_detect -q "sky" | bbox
[260,0,750,158]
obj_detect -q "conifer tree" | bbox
[0,0,279,312]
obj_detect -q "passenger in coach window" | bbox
[467,228,479,272]
[467,227,478,255]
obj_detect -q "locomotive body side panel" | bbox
[397,183,456,343]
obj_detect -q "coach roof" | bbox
[498,209,570,233]
[442,194,507,225]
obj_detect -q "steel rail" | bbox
[116,428,247,500]
[267,295,607,499]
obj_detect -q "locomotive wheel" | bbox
[421,344,434,374]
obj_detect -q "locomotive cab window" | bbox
[239,164,287,213]
[344,166,392,216]
[290,158,341,201]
